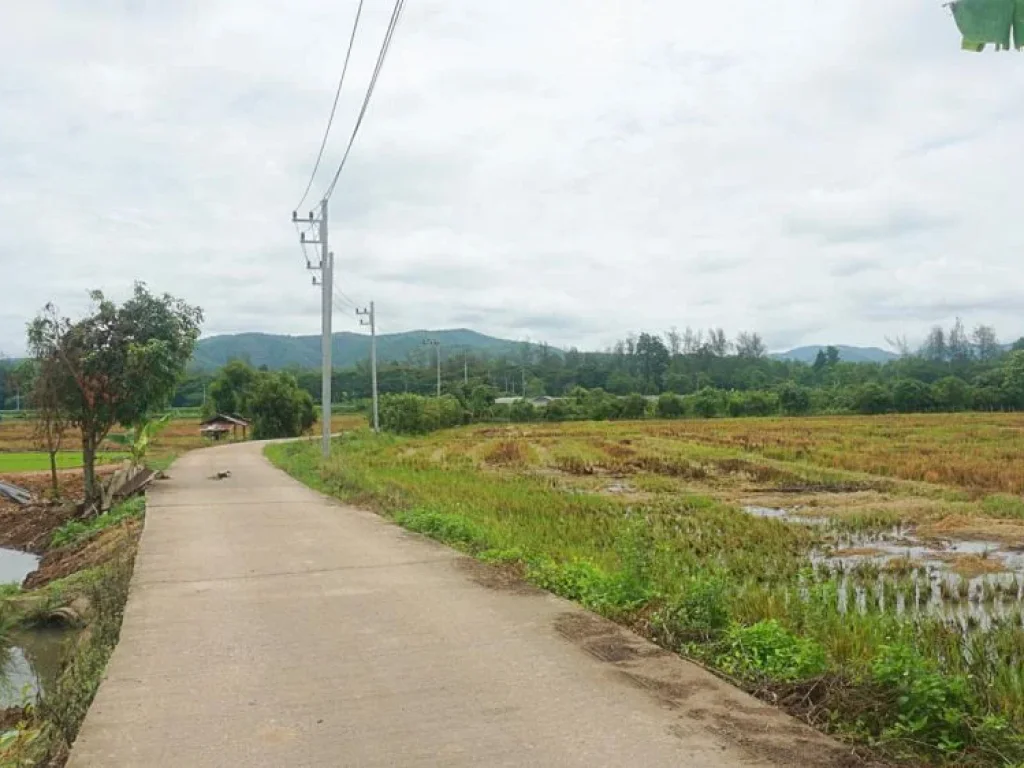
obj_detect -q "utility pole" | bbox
[357,302,379,432]
[293,200,332,458]
[423,338,440,397]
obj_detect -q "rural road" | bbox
[68,441,856,768]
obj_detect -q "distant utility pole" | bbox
[293,200,333,458]
[357,302,379,432]
[423,338,440,397]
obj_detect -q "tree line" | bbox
[161,319,1024,417]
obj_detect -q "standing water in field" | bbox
[0,547,70,706]
[0,548,39,586]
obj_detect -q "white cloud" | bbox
[2,0,1023,358]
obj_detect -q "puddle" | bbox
[743,506,829,526]
[0,548,39,587]
[0,628,71,707]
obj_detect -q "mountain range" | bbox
[768,345,898,364]
[189,331,901,370]
[189,329,542,371]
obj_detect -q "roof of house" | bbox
[200,413,250,427]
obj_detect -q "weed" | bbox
[717,620,827,682]
[50,497,145,549]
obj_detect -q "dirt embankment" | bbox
[0,467,129,588]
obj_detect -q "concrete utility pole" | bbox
[423,338,440,397]
[357,302,379,432]
[293,200,333,458]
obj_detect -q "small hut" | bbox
[200,414,250,441]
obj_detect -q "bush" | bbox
[689,387,723,418]
[656,393,684,418]
[716,620,827,682]
[778,383,812,416]
[380,394,465,434]
[619,394,648,419]
[396,507,488,551]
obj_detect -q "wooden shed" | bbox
[200,414,250,441]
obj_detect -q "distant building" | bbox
[200,414,250,441]
[494,396,561,408]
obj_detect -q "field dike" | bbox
[268,419,1024,768]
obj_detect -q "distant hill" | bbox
[770,345,898,364]
[190,329,549,371]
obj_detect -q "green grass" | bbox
[0,451,125,473]
[267,429,1024,767]
[50,497,145,548]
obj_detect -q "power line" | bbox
[322,0,407,201]
[294,0,367,212]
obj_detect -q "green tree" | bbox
[892,379,932,413]
[777,383,811,415]
[1001,351,1024,408]
[825,346,840,367]
[208,359,259,416]
[249,372,316,439]
[734,331,767,359]
[27,285,202,507]
[931,376,970,412]
[852,382,892,415]
[634,333,670,393]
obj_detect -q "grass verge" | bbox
[267,430,1024,767]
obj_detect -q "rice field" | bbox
[269,412,1024,766]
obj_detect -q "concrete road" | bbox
[69,441,856,768]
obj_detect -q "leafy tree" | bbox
[1001,351,1024,408]
[1012,337,1024,352]
[32,355,69,496]
[778,383,812,415]
[921,326,947,362]
[634,333,669,393]
[853,383,892,415]
[208,359,259,417]
[249,372,316,439]
[706,328,730,357]
[972,324,1001,361]
[931,376,970,412]
[947,317,973,364]
[606,370,640,396]
[825,346,841,367]
[892,379,932,413]
[27,285,202,507]
[812,350,828,373]
[735,331,767,359]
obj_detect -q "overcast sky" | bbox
[2,1,1023,356]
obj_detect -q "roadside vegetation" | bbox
[0,282,202,766]
[269,415,1024,766]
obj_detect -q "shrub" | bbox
[653,575,731,645]
[395,507,488,551]
[655,393,684,418]
[380,394,465,434]
[619,394,648,420]
[716,620,827,682]
[777,383,812,415]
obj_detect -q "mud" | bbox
[454,556,541,596]
[552,611,865,767]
